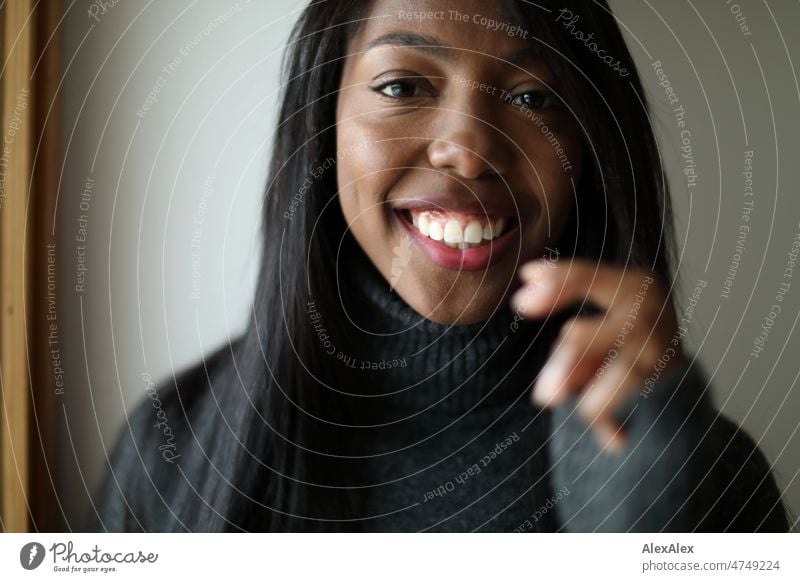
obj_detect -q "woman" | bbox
[91,0,791,532]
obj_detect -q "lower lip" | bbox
[395,210,522,271]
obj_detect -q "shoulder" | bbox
[88,340,238,532]
[698,412,791,532]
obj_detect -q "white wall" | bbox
[59,0,800,528]
[611,0,800,524]
[59,0,298,528]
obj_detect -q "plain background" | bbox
[58,0,800,529]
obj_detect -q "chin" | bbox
[393,271,514,326]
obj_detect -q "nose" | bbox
[426,105,511,180]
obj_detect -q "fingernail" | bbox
[512,281,554,312]
[510,291,524,311]
[531,385,550,407]
[519,261,542,280]
[532,359,568,406]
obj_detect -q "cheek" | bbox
[519,121,585,242]
[336,116,416,225]
[335,128,395,259]
[337,111,417,178]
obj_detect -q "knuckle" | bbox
[565,262,590,290]
[577,393,603,424]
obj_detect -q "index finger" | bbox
[513,259,655,315]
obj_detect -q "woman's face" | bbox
[336,0,584,324]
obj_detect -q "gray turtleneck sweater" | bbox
[336,247,791,532]
[91,246,792,532]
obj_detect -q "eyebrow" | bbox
[365,31,542,67]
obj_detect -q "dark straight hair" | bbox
[188,0,676,532]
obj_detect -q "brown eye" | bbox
[371,77,433,100]
[507,90,560,109]
[380,81,419,98]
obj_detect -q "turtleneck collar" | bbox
[339,233,564,418]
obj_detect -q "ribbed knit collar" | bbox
[340,234,562,418]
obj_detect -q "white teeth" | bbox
[428,221,444,241]
[418,215,430,236]
[443,220,463,243]
[409,211,510,248]
[464,220,484,243]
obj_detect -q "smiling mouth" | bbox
[395,208,518,250]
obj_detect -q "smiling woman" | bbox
[91,0,791,533]
[336,14,584,323]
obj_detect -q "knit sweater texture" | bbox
[91,246,792,532]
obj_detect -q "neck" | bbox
[337,234,564,417]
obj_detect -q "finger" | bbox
[513,258,659,317]
[532,314,621,408]
[575,353,647,454]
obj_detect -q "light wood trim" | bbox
[0,0,34,532]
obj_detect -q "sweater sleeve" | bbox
[546,358,792,532]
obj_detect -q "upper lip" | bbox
[391,193,521,218]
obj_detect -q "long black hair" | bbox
[176,0,676,532]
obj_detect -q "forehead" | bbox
[349,0,536,63]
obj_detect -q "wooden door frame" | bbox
[1,0,63,533]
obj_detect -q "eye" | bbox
[506,90,561,110]
[370,77,433,100]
